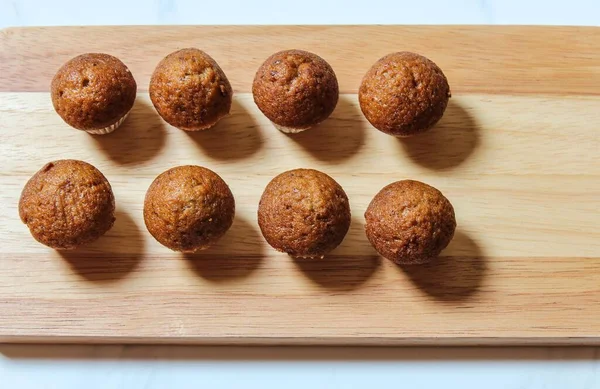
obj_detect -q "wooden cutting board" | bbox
[0,26,599,345]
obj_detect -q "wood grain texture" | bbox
[1,26,600,94]
[0,26,599,345]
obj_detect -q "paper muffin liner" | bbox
[84,109,131,135]
[273,122,312,134]
[177,110,231,131]
[289,254,326,260]
[180,121,218,132]
[178,243,213,253]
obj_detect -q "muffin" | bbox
[19,160,116,249]
[252,50,339,133]
[364,180,456,265]
[149,48,232,131]
[51,53,137,134]
[258,169,350,258]
[144,166,235,252]
[359,52,450,137]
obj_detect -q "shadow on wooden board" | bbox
[58,210,144,282]
[92,99,167,165]
[400,230,487,301]
[287,95,368,164]
[183,216,264,282]
[399,99,481,170]
[185,99,264,161]
[292,216,381,291]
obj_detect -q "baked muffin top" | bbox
[359,52,450,137]
[51,53,137,130]
[258,168,350,258]
[149,48,232,131]
[364,180,456,264]
[253,50,339,129]
[19,160,116,249]
[144,165,235,252]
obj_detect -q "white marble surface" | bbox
[1,1,599,388]
[1,0,599,26]
[1,345,600,389]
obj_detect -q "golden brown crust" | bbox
[51,53,137,131]
[364,180,456,264]
[143,166,235,252]
[19,160,115,249]
[359,52,450,137]
[252,50,339,129]
[149,48,232,131]
[258,169,350,258]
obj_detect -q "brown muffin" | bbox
[252,50,339,133]
[364,180,456,264]
[258,169,350,258]
[359,52,450,137]
[149,49,232,131]
[144,166,235,252]
[51,53,137,134]
[19,160,116,249]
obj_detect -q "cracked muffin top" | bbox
[359,52,450,137]
[257,168,350,258]
[252,50,339,131]
[51,53,137,131]
[19,160,116,249]
[143,165,235,252]
[149,48,233,131]
[364,180,456,264]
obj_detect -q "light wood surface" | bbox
[2,26,600,94]
[0,26,599,345]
